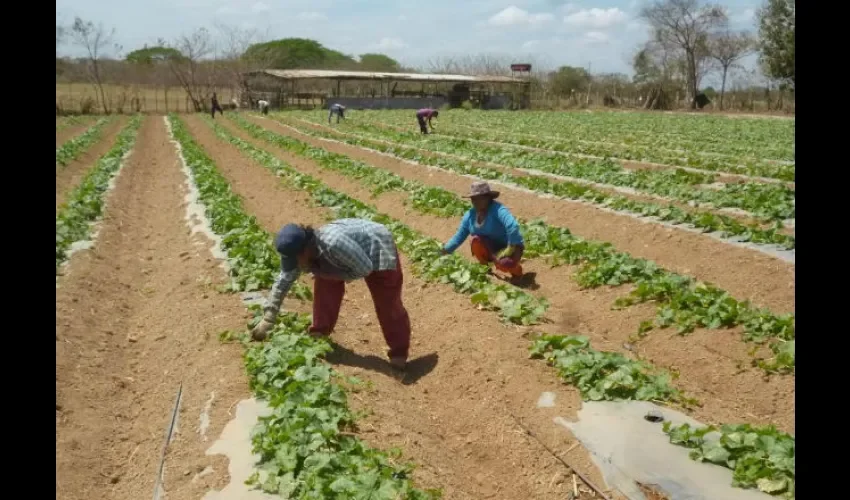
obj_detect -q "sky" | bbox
[56,0,762,78]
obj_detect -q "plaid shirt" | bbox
[263,219,399,318]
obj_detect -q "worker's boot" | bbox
[389,356,407,371]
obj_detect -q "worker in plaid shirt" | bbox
[251,218,412,370]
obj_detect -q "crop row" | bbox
[275,116,795,250]
[230,114,795,373]
[381,110,796,162]
[201,115,795,498]
[56,116,141,273]
[350,112,794,182]
[56,117,111,167]
[167,114,437,499]
[203,114,711,400]
[296,115,795,219]
[167,117,312,298]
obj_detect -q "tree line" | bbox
[56,0,794,114]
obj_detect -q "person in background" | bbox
[211,92,224,118]
[329,103,346,124]
[416,108,438,134]
[258,99,269,115]
[250,219,412,370]
[441,181,525,279]
[230,97,240,111]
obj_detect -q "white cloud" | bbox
[562,3,580,14]
[250,2,269,13]
[295,11,327,21]
[373,37,407,50]
[488,6,555,27]
[564,8,628,29]
[583,31,610,45]
[522,40,541,50]
[398,14,408,21]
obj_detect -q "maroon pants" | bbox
[309,259,411,359]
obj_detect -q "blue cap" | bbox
[273,224,307,271]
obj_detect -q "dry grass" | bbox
[55,83,240,114]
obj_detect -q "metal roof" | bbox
[244,69,526,84]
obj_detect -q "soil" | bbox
[183,114,617,499]
[213,116,795,435]
[254,116,796,315]
[57,118,128,213]
[56,116,252,500]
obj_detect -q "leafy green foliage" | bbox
[248,115,794,372]
[56,117,111,167]
[207,115,548,325]
[125,45,183,65]
[757,0,795,90]
[56,115,92,131]
[663,421,795,498]
[56,116,142,273]
[167,115,311,299]
[529,334,683,403]
[243,38,357,69]
[282,115,795,249]
[243,311,440,499]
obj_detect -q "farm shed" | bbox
[242,69,531,110]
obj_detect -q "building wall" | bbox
[326,97,449,110]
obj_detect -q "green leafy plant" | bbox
[529,334,683,403]
[244,311,440,499]
[56,116,141,272]
[663,421,795,498]
[56,117,111,167]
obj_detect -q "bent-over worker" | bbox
[441,181,525,278]
[257,99,269,115]
[416,108,438,134]
[251,219,412,370]
[329,103,346,124]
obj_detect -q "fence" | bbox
[55,82,239,114]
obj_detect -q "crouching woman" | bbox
[441,181,525,278]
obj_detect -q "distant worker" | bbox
[258,99,270,115]
[211,92,224,118]
[416,108,438,134]
[441,181,525,280]
[250,219,412,370]
[329,103,346,124]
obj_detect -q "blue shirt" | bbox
[444,201,523,253]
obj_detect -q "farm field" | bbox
[56,109,795,500]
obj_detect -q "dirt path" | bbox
[214,116,795,435]
[182,114,613,499]
[57,120,98,148]
[56,116,251,500]
[252,116,795,315]
[57,118,128,213]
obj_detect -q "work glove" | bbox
[250,313,276,341]
[497,245,516,259]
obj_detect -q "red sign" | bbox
[510,64,532,72]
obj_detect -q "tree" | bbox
[167,28,215,112]
[215,24,273,105]
[70,17,117,114]
[243,38,357,69]
[640,0,727,109]
[125,45,183,65]
[708,30,755,109]
[757,0,794,90]
[358,53,401,72]
[550,66,591,99]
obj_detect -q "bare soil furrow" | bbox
[56,116,250,500]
